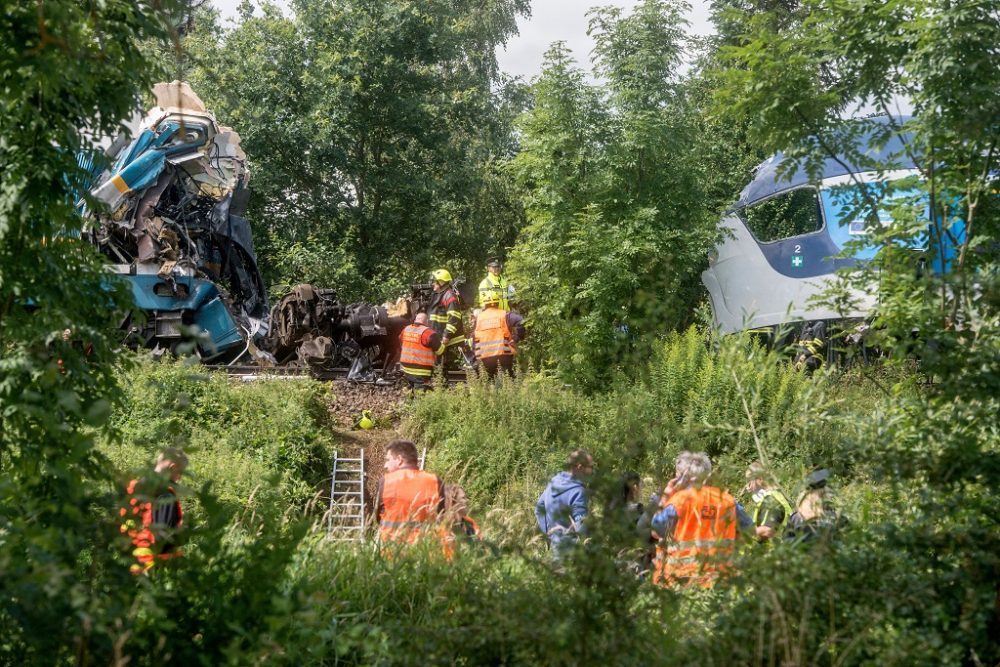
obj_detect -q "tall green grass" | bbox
[98,355,337,520]
[407,326,862,512]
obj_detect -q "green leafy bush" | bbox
[100,356,337,517]
[408,327,850,512]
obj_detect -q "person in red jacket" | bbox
[120,448,187,575]
[398,312,442,390]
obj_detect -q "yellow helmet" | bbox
[431,269,452,283]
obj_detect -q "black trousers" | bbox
[479,355,514,379]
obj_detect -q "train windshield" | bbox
[741,187,823,243]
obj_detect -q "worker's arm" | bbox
[421,328,442,351]
[651,504,678,538]
[735,503,754,532]
[477,278,492,308]
[444,293,463,338]
[375,478,385,523]
[534,492,548,534]
[570,487,588,534]
[507,312,526,344]
[435,476,446,516]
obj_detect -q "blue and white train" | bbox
[701,119,960,338]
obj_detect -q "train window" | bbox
[742,188,823,242]
[153,282,191,298]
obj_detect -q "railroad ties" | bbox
[217,365,467,386]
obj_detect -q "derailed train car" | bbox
[80,81,268,362]
[701,118,962,357]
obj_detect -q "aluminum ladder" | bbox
[327,449,366,541]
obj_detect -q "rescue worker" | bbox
[785,468,848,543]
[606,472,655,577]
[472,296,525,378]
[440,484,481,560]
[744,461,793,542]
[534,449,593,562]
[398,312,441,390]
[478,256,514,311]
[119,447,187,575]
[375,440,445,547]
[650,451,752,588]
[794,320,826,373]
[427,269,469,367]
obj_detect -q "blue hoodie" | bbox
[535,471,588,549]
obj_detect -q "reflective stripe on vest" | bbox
[119,478,183,572]
[400,324,435,376]
[473,308,513,359]
[379,469,441,544]
[752,489,793,530]
[658,486,737,585]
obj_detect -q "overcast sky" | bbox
[209,0,715,81]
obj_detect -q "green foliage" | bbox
[710,0,1000,661]
[100,356,337,517]
[255,537,681,666]
[184,0,529,300]
[741,187,822,242]
[507,0,718,388]
[0,0,184,661]
[408,327,843,510]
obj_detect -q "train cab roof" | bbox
[736,116,916,210]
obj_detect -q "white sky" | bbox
[209,0,715,81]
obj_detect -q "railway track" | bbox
[210,364,468,385]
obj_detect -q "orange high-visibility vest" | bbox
[652,485,737,588]
[379,468,442,544]
[399,324,436,377]
[473,308,513,359]
[119,479,183,575]
[440,516,482,561]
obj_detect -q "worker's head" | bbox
[674,451,711,488]
[486,257,502,275]
[565,448,594,479]
[155,447,188,482]
[445,484,469,518]
[481,294,500,309]
[414,312,429,326]
[431,269,452,291]
[620,471,641,503]
[384,440,419,472]
[744,460,774,494]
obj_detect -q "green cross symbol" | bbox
[792,255,803,268]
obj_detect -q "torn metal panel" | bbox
[82,81,267,361]
[264,285,412,377]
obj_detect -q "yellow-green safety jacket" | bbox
[478,274,513,311]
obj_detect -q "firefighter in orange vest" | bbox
[399,312,442,390]
[472,296,525,378]
[650,451,753,587]
[375,439,445,547]
[119,448,187,575]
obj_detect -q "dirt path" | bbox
[326,382,409,514]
